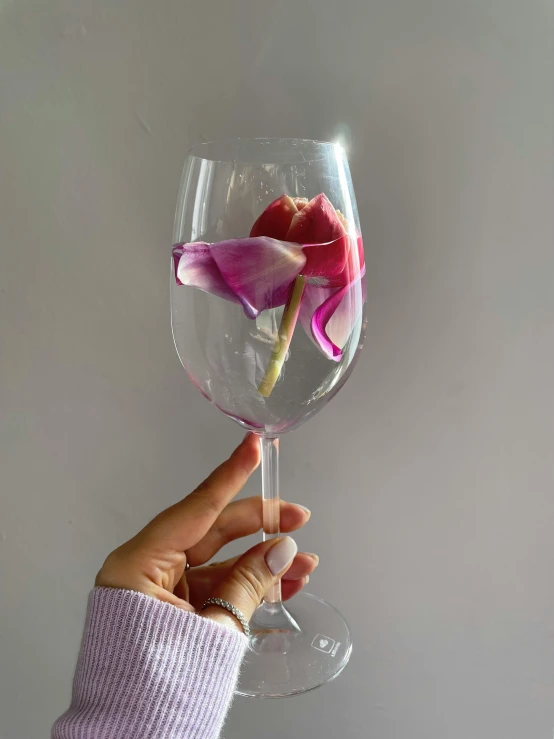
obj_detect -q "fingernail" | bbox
[304,576,310,584]
[298,505,311,518]
[266,537,298,575]
[305,552,319,564]
[243,431,253,441]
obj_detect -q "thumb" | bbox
[201,537,298,632]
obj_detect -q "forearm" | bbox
[52,588,247,739]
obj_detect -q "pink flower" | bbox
[173,193,365,363]
[248,194,365,360]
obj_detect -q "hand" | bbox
[95,433,318,633]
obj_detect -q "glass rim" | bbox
[184,137,343,164]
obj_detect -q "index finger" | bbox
[144,433,260,551]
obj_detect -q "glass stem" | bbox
[260,436,282,604]
[258,276,307,398]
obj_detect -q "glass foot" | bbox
[236,591,352,698]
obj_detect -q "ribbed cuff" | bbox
[52,588,248,739]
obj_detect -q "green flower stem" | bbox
[258,275,307,398]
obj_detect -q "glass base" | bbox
[236,591,352,698]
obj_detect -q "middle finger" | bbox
[185,497,311,566]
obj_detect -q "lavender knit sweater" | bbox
[52,588,248,739]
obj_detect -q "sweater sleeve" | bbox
[52,587,248,739]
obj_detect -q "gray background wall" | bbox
[1,1,554,737]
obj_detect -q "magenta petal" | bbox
[210,237,306,319]
[172,242,239,304]
[173,243,185,284]
[301,269,365,361]
[311,286,350,361]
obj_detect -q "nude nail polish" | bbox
[265,537,298,575]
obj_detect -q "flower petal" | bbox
[324,232,365,287]
[300,268,366,361]
[250,195,299,240]
[172,242,239,304]
[287,193,350,278]
[210,237,306,319]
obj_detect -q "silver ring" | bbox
[185,562,191,571]
[201,597,251,637]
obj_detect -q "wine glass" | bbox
[171,138,366,697]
